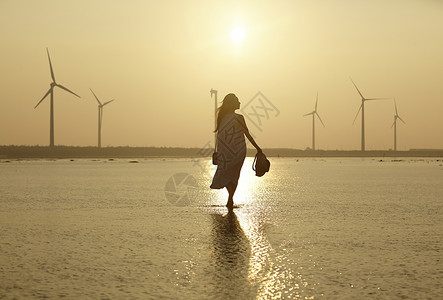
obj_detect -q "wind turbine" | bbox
[351,78,387,151]
[303,93,325,150]
[34,48,80,147]
[391,99,405,151]
[90,88,115,148]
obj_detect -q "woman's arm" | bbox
[239,115,262,153]
[246,131,262,153]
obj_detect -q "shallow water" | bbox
[0,158,442,299]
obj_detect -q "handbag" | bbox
[212,139,218,165]
[252,152,270,177]
[212,151,218,165]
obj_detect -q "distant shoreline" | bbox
[1,146,442,159]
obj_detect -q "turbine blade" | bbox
[34,88,52,108]
[102,99,115,106]
[365,98,389,101]
[303,112,314,117]
[394,99,398,115]
[398,116,406,124]
[46,48,56,83]
[350,77,365,99]
[316,112,325,127]
[315,92,318,111]
[90,88,102,105]
[57,84,80,98]
[391,120,395,128]
[352,104,362,125]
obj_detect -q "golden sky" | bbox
[1,0,442,150]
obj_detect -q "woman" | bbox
[210,93,262,209]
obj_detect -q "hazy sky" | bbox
[1,0,442,150]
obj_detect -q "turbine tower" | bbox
[210,88,218,147]
[351,78,387,151]
[90,88,115,148]
[34,48,80,147]
[303,93,325,150]
[391,99,405,151]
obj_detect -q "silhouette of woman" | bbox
[210,93,262,209]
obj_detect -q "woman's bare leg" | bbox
[226,182,238,208]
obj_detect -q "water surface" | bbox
[0,158,442,299]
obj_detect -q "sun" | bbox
[231,26,245,43]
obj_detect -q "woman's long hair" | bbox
[214,93,238,132]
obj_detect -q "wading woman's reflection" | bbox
[210,210,256,299]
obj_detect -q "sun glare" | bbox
[231,26,245,43]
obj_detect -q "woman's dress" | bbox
[210,113,246,189]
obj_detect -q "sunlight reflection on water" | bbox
[235,207,317,299]
[205,156,318,299]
